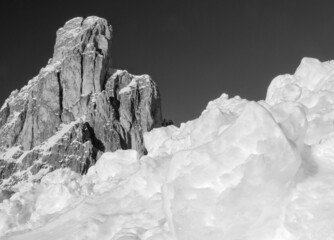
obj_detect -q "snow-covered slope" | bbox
[2,57,334,240]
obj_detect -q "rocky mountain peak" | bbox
[0,16,163,189]
[53,16,111,63]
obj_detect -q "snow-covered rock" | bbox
[0,16,163,189]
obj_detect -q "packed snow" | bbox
[1,57,334,239]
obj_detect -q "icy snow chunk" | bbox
[295,57,334,90]
[144,125,180,156]
[269,102,307,147]
[267,58,334,106]
[34,169,82,215]
[266,74,301,105]
[1,150,169,240]
[87,150,140,182]
[164,102,301,240]
[0,168,83,236]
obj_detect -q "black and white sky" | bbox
[1,0,334,125]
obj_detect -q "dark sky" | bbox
[1,0,334,125]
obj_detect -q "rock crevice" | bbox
[57,71,63,121]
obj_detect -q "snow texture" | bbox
[1,57,334,239]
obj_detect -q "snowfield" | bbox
[1,57,334,239]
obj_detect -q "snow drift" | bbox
[1,57,334,239]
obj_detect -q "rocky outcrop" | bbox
[0,16,162,189]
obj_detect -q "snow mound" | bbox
[2,57,334,239]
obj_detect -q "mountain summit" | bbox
[0,16,162,188]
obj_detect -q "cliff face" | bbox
[0,16,162,189]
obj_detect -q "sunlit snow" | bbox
[1,57,334,239]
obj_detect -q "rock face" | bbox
[0,16,163,189]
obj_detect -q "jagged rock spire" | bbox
[0,16,163,189]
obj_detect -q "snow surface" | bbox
[1,57,334,239]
